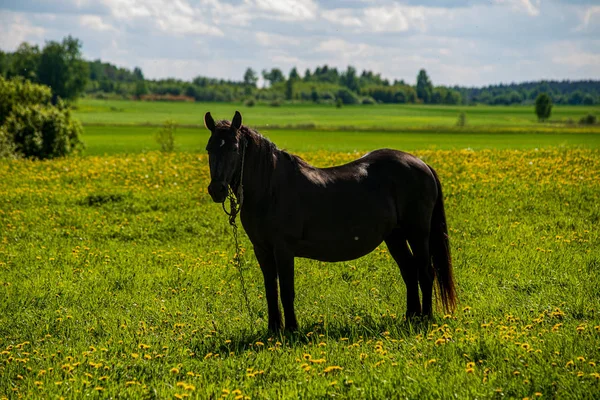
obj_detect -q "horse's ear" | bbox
[204,112,215,132]
[232,111,242,131]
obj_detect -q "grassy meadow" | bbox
[1,100,600,399]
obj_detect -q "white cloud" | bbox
[321,9,363,28]
[0,12,45,50]
[79,14,116,31]
[577,5,600,30]
[494,0,541,16]
[252,0,318,21]
[255,31,301,47]
[321,5,446,33]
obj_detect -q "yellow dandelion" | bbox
[323,366,343,373]
[170,367,180,374]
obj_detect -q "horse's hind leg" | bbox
[411,235,434,317]
[385,229,421,317]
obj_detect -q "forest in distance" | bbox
[1,36,599,107]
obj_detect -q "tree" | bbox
[303,68,312,81]
[37,36,88,102]
[10,43,40,81]
[243,68,258,87]
[261,68,284,87]
[133,67,144,81]
[285,79,293,101]
[289,67,300,81]
[416,69,433,104]
[535,93,552,122]
[134,80,148,99]
[341,66,359,92]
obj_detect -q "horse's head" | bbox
[204,111,244,203]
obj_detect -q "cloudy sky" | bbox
[0,0,598,86]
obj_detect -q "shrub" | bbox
[336,98,343,108]
[155,120,177,152]
[456,112,467,127]
[361,97,376,105]
[0,76,52,126]
[2,100,83,159]
[535,93,552,122]
[244,98,256,107]
[270,99,282,107]
[579,114,597,125]
[336,88,359,105]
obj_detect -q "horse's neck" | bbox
[236,132,279,206]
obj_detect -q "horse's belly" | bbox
[295,231,385,262]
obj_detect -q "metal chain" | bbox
[221,139,253,324]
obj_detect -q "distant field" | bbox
[81,125,600,156]
[74,99,600,130]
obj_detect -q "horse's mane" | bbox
[216,120,308,169]
[214,121,309,199]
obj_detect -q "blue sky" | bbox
[0,0,598,86]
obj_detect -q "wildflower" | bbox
[170,367,180,374]
[323,366,343,373]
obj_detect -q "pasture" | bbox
[1,101,600,398]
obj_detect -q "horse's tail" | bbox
[429,166,457,313]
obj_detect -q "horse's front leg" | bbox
[275,248,298,332]
[254,246,282,332]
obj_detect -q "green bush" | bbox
[535,93,552,122]
[155,120,177,152]
[244,98,256,107]
[0,77,84,159]
[456,112,467,127]
[0,76,52,125]
[579,114,597,125]
[336,88,359,105]
[2,101,84,159]
[361,96,376,105]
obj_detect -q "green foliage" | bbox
[155,120,177,152]
[361,96,376,105]
[416,69,433,104]
[0,76,52,125]
[336,88,359,105]
[535,93,553,122]
[9,42,40,81]
[134,80,148,99]
[456,112,467,127]
[2,100,83,159]
[0,77,83,159]
[37,36,89,102]
[336,98,343,108]
[244,98,256,107]
[285,79,293,101]
[243,68,258,87]
[579,114,597,125]
[262,68,285,86]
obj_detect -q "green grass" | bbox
[74,98,600,129]
[81,125,600,155]
[1,147,599,399]
[2,100,600,398]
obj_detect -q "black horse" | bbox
[205,111,456,332]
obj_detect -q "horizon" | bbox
[1,0,599,87]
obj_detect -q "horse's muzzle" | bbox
[208,181,227,203]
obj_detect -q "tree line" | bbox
[1,37,598,106]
